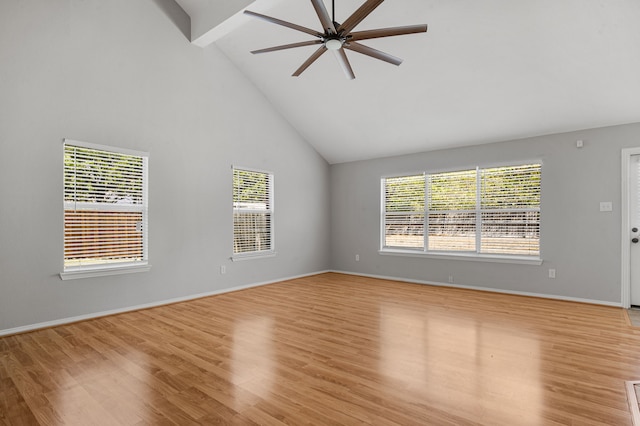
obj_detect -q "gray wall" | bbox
[0,0,331,332]
[330,123,640,304]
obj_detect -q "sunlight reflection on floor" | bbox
[379,303,541,425]
[232,317,275,406]
[47,342,153,424]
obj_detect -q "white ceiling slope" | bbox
[178,0,640,164]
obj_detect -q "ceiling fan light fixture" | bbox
[324,38,343,50]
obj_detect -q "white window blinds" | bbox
[428,169,477,252]
[233,167,274,257]
[63,140,148,271]
[479,164,541,255]
[382,163,541,257]
[383,174,425,249]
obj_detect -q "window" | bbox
[232,167,274,259]
[62,139,149,279]
[382,163,541,261]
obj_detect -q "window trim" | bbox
[380,161,542,264]
[60,139,150,280]
[231,165,275,261]
[378,248,543,265]
[60,263,151,281]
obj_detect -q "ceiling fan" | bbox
[243,0,427,80]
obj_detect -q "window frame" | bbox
[379,162,542,265]
[60,139,150,280]
[231,166,275,261]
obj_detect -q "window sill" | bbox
[60,263,151,280]
[231,251,277,262]
[378,249,542,265]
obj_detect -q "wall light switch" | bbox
[599,202,613,212]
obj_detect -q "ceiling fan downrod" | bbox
[332,0,335,25]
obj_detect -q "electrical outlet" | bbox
[599,202,613,212]
[355,254,360,262]
[448,275,453,283]
[220,265,226,275]
[548,268,556,279]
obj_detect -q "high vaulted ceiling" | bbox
[175,0,640,164]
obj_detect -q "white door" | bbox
[630,154,640,306]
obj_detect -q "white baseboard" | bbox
[2,269,621,337]
[0,270,332,337]
[330,270,623,308]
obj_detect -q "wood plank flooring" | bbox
[2,272,640,425]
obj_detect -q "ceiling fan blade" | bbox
[244,10,322,38]
[338,0,385,34]
[311,0,337,34]
[349,24,428,41]
[293,46,328,77]
[251,40,323,54]
[333,49,356,80]
[344,42,402,66]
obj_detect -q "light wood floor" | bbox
[2,273,640,425]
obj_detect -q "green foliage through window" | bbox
[64,145,143,204]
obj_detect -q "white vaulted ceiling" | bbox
[175,0,640,164]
